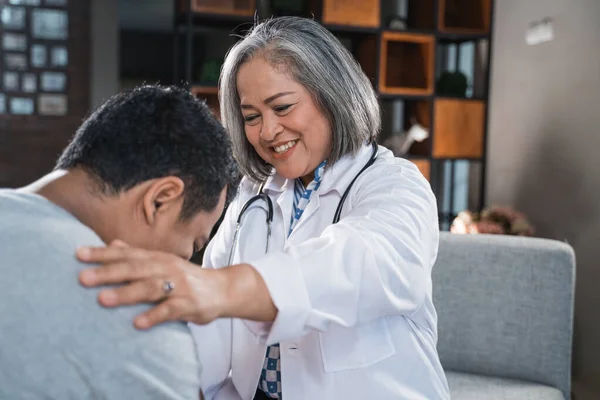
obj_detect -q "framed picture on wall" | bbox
[38,93,67,115]
[50,46,67,67]
[4,71,20,91]
[9,0,42,5]
[40,71,66,91]
[2,33,27,51]
[9,97,34,115]
[31,44,47,67]
[5,53,28,70]
[1,6,27,30]
[44,0,68,6]
[32,9,68,40]
[22,73,37,93]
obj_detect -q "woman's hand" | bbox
[76,241,277,329]
[77,241,229,329]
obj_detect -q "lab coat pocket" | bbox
[319,317,396,372]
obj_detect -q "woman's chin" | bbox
[274,166,304,181]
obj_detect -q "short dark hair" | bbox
[57,84,240,220]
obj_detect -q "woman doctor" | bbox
[77,16,450,400]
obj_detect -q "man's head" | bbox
[56,85,240,259]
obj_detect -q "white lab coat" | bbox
[191,144,450,400]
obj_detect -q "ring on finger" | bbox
[162,280,175,297]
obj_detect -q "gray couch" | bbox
[433,232,576,400]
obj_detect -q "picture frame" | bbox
[22,73,37,93]
[44,0,68,6]
[51,46,68,67]
[5,53,28,70]
[4,71,20,91]
[9,0,42,5]
[32,9,68,40]
[1,6,27,30]
[10,97,35,115]
[31,44,47,67]
[38,93,67,116]
[40,71,66,91]
[2,33,27,51]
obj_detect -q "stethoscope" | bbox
[228,142,378,265]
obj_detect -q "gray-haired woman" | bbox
[78,16,449,400]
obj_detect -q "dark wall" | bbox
[120,30,174,84]
[1,0,91,188]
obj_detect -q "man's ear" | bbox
[142,177,185,225]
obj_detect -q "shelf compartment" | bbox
[379,32,435,96]
[380,98,431,158]
[191,85,220,119]
[175,30,240,85]
[183,0,256,17]
[430,159,483,230]
[432,98,485,158]
[438,0,491,35]
[435,39,490,99]
[382,0,435,32]
[322,0,380,28]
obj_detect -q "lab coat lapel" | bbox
[276,183,293,241]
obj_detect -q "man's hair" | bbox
[57,84,240,220]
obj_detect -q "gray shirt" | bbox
[0,190,202,399]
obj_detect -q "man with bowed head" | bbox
[0,85,239,399]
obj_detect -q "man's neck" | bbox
[19,169,121,245]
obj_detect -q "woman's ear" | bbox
[141,177,185,225]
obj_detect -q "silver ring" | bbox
[162,280,175,297]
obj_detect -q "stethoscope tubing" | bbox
[228,142,378,265]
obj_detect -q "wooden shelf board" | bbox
[322,0,380,28]
[379,87,434,96]
[187,0,256,17]
[324,23,380,34]
[191,85,219,95]
[191,7,254,17]
[432,98,485,158]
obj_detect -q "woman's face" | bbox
[236,56,332,184]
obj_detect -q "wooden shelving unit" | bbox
[183,0,256,16]
[174,0,495,229]
[322,0,380,28]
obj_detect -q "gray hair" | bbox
[219,16,381,183]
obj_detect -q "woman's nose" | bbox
[260,114,283,141]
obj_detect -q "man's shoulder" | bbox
[0,189,104,251]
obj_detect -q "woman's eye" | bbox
[243,114,259,123]
[274,104,291,113]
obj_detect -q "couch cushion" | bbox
[433,233,575,398]
[447,371,565,400]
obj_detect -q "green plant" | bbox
[199,59,221,84]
